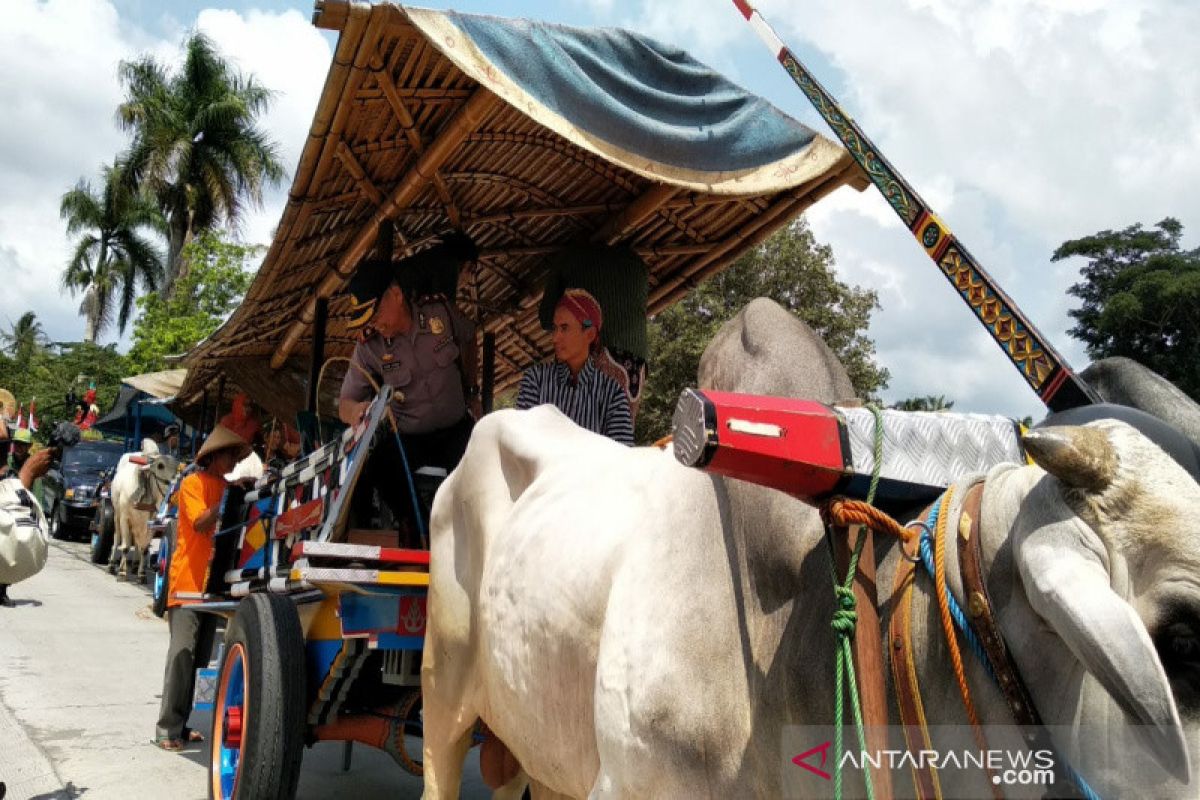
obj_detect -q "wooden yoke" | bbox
[832,524,894,799]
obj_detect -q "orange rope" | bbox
[822,497,915,545]
[932,487,1001,798]
[825,492,1001,799]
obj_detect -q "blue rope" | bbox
[914,500,995,681]
[391,428,428,544]
[917,494,1102,800]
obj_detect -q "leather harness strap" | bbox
[957,482,1043,728]
[956,482,1084,798]
[889,526,943,800]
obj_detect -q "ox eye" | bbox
[1172,633,1200,658]
[1153,614,1200,718]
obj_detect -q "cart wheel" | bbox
[152,522,174,619]
[395,689,424,776]
[209,594,306,800]
[90,504,114,564]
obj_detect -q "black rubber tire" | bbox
[90,503,114,564]
[49,505,65,540]
[209,593,307,800]
[151,521,174,619]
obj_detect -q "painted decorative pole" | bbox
[730,0,1099,412]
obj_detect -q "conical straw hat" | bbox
[196,424,252,464]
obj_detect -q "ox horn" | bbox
[1017,528,1191,782]
[1023,426,1117,492]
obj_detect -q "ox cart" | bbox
[160,1,1176,798]
[167,2,867,795]
[179,392,435,798]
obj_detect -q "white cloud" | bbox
[0,0,330,350]
[4,0,1195,422]
[603,0,1199,417]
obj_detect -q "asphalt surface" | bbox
[0,537,489,799]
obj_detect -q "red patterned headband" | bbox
[556,289,603,353]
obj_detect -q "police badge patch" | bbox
[430,317,445,335]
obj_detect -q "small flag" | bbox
[15,403,24,430]
[28,398,37,433]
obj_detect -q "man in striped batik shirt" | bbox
[516,289,634,445]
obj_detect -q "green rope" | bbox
[824,405,884,800]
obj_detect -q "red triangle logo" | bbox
[792,740,833,780]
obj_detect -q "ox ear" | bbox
[1017,529,1190,782]
[1023,426,1117,491]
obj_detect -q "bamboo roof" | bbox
[178,0,865,422]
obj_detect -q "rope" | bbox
[821,404,884,800]
[828,483,1103,800]
[929,486,1001,799]
[911,516,993,679]
[916,502,1101,800]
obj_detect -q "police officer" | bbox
[338,230,480,538]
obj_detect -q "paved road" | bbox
[0,538,488,799]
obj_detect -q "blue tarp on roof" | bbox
[444,12,816,172]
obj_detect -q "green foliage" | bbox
[60,160,164,341]
[891,395,955,412]
[1053,218,1200,398]
[635,219,889,442]
[118,32,284,294]
[126,231,259,374]
[1,313,50,365]
[0,341,128,435]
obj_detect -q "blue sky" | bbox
[3,0,1197,420]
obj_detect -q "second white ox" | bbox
[422,299,1200,799]
[108,439,164,580]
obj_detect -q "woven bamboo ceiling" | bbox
[178,0,865,422]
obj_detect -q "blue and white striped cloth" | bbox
[516,359,634,445]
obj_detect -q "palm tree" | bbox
[117,32,284,296]
[60,162,164,343]
[1,312,49,364]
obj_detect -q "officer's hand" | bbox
[19,448,52,489]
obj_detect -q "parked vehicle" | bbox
[43,440,125,540]
[88,465,117,563]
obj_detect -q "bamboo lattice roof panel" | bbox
[178,0,865,419]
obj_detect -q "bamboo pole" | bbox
[374,56,464,228]
[335,141,385,207]
[590,184,680,245]
[272,85,501,369]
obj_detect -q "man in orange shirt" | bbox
[154,425,249,751]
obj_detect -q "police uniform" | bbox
[338,229,480,540]
[339,296,475,435]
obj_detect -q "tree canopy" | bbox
[635,219,889,442]
[891,395,955,412]
[0,338,128,434]
[1,313,50,366]
[1054,217,1200,399]
[126,230,258,374]
[59,161,164,342]
[118,32,284,295]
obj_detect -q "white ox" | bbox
[109,439,174,580]
[422,299,1200,799]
